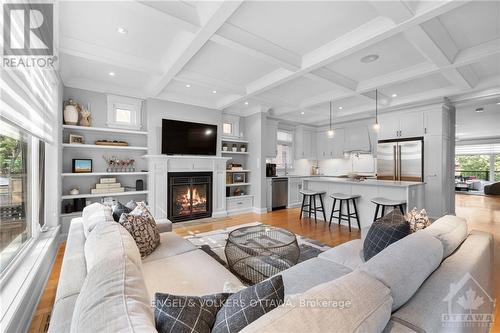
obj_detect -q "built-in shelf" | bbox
[61,190,148,200]
[221,151,249,155]
[63,125,148,136]
[226,183,251,187]
[226,194,254,199]
[221,137,249,144]
[226,170,251,173]
[62,172,148,177]
[62,143,148,151]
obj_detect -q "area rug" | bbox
[183,222,331,271]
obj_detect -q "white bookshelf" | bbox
[62,125,148,135]
[62,171,148,177]
[226,183,251,187]
[61,190,149,200]
[226,170,251,173]
[221,151,249,155]
[62,143,148,151]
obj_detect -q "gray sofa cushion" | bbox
[71,255,156,332]
[423,215,468,259]
[142,232,197,263]
[390,231,494,333]
[240,270,393,333]
[280,257,352,295]
[48,294,78,333]
[81,203,113,238]
[359,231,443,311]
[318,239,364,270]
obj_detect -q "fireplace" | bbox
[168,172,212,222]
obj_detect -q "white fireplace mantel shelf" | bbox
[145,154,231,223]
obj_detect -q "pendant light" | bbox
[328,100,334,138]
[373,89,380,132]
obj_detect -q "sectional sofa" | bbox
[48,205,494,332]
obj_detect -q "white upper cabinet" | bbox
[265,120,278,157]
[295,126,316,160]
[316,128,345,159]
[378,112,424,140]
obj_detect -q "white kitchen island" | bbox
[302,177,425,230]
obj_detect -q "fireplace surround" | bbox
[168,172,212,222]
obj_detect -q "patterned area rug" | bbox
[183,222,331,277]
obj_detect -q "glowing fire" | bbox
[175,186,207,215]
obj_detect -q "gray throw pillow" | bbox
[125,200,138,211]
[363,209,410,261]
[212,275,284,333]
[112,202,131,222]
[154,292,230,333]
[118,213,160,257]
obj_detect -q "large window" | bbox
[0,120,31,273]
[268,130,293,169]
[455,155,490,180]
[496,155,500,181]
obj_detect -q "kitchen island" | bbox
[302,177,425,230]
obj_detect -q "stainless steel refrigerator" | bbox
[377,137,424,182]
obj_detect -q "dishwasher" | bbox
[271,177,288,210]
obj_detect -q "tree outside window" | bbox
[455,155,490,180]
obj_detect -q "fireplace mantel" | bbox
[144,155,231,222]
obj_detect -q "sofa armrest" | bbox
[157,220,173,233]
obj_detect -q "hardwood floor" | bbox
[28,195,499,332]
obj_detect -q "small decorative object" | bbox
[103,156,135,172]
[95,140,128,146]
[222,143,228,151]
[231,144,237,152]
[240,144,247,152]
[232,173,246,183]
[72,159,92,173]
[69,188,80,195]
[63,99,80,125]
[69,134,84,144]
[405,207,431,232]
[233,187,242,196]
[136,179,144,191]
[79,106,92,127]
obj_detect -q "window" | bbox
[495,155,500,181]
[223,122,233,135]
[107,95,142,130]
[267,130,293,169]
[0,120,31,273]
[455,155,490,180]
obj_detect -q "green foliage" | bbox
[0,135,23,175]
[455,155,489,171]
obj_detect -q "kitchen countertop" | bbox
[303,176,424,188]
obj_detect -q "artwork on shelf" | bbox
[69,134,84,144]
[79,106,92,127]
[72,159,92,173]
[233,173,246,183]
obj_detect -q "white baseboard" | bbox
[212,211,228,218]
[226,208,253,216]
[252,207,268,214]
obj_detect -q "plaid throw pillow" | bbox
[212,275,284,333]
[363,209,410,261]
[154,293,230,333]
[118,213,160,257]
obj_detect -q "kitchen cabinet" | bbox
[378,112,424,140]
[344,126,371,153]
[316,129,345,159]
[288,177,304,207]
[295,126,316,159]
[265,120,278,157]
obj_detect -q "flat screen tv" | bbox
[161,119,217,155]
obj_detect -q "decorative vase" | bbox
[223,146,228,151]
[232,147,237,152]
[63,99,79,125]
[240,147,246,152]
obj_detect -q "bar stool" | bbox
[299,190,327,223]
[329,193,361,232]
[371,197,406,222]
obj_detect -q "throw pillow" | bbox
[154,292,230,333]
[125,200,138,211]
[112,202,131,222]
[130,201,154,219]
[118,213,160,257]
[405,207,431,232]
[363,209,410,261]
[212,275,285,333]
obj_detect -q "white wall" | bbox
[145,98,222,155]
[245,112,266,211]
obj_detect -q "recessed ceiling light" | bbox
[496,102,500,105]
[109,72,115,76]
[300,111,305,115]
[244,101,249,105]
[391,94,397,98]
[360,54,379,63]
[338,106,343,110]
[475,107,484,113]
[212,90,217,94]
[116,27,128,34]
[185,84,191,88]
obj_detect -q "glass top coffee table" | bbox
[225,225,300,284]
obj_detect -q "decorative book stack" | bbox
[91,177,124,194]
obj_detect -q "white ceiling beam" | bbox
[212,23,301,71]
[308,68,358,91]
[62,77,147,100]
[135,1,200,33]
[175,69,245,94]
[156,91,217,110]
[60,36,162,76]
[369,0,414,24]
[453,38,500,66]
[147,1,244,97]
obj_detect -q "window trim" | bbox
[106,94,143,130]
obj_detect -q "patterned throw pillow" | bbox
[112,202,131,222]
[363,209,410,261]
[154,293,230,333]
[405,207,431,232]
[212,275,284,333]
[125,200,138,211]
[118,213,160,257]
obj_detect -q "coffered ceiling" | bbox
[59,0,500,125]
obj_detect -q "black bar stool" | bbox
[299,190,327,223]
[371,197,406,222]
[329,193,361,232]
